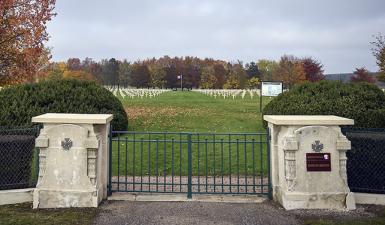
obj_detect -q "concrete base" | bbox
[0,188,33,205]
[109,193,266,204]
[354,193,385,205]
[279,192,355,210]
[33,189,98,208]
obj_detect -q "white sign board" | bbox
[261,81,283,97]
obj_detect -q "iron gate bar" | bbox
[187,134,192,198]
[108,130,271,198]
[267,128,272,199]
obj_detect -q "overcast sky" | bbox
[47,0,385,74]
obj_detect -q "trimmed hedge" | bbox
[0,79,128,131]
[263,81,385,128]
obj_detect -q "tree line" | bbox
[39,55,325,89]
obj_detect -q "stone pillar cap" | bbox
[32,113,113,124]
[263,115,354,126]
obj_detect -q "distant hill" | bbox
[324,72,385,89]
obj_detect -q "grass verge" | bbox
[0,203,97,225]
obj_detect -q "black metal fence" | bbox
[0,126,40,190]
[342,127,385,194]
[109,131,271,198]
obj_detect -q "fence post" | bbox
[264,115,355,210]
[108,124,113,196]
[187,133,192,199]
[32,113,113,208]
[267,128,272,200]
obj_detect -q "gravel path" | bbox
[93,201,298,225]
[93,201,381,225]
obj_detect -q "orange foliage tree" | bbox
[0,0,56,85]
[273,55,306,88]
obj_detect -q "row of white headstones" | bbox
[105,86,385,99]
[193,89,261,99]
[105,87,171,98]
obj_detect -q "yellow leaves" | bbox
[63,70,94,81]
[58,62,67,72]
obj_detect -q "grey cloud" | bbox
[47,0,385,73]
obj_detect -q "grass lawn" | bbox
[110,91,272,176]
[119,91,271,132]
[0,203,97,225]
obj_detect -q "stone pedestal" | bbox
[32,113,113,208]
[264,115,356,210]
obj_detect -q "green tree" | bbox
[257,59,278,81]
[119,60,131,87]
[101,58,119,86]
[245,62,260,79]
[149,63,166,88]
[247,77,260,89]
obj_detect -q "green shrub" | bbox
[0,79,128,131]
[263,81,385,128]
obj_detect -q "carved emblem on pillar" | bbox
[61,138,73,151]
[312,140,323,152]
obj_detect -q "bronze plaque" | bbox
[306,153,331,172]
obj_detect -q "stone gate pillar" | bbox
[264,115,355,210]
[32,113,113,208]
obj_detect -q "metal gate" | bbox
[108,130,271,198]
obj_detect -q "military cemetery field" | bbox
[109,91,272,177]
[117,90,271,132]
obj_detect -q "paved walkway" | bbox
[93,200,376,225]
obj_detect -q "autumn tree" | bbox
[184,64,200,89]
[302,57,324,82]
[164,65,178,88]
[350,67,375,83]
[0,0,56,85]
[213,63,226,88]
[273,55,306,88]
[130,63,150,87]
[223,71,240,89]
[46,62,66,80]
[200,66,217,89]
[371,33,385,82]
[233,62,248,88]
